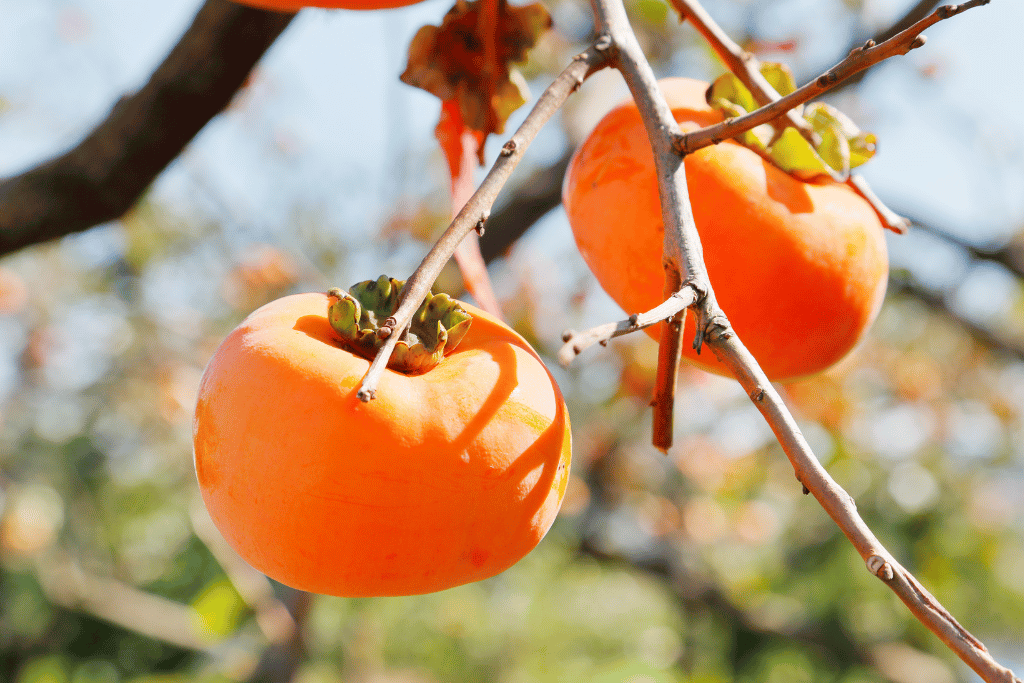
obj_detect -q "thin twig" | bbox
[675,1,991,156]
[669,0,816,144]
[848,173,911,233]
[829,0,945,92]
[558,288,696,365]
[670,0,910,232]
[355,43,610,401]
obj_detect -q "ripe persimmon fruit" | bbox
[229,0,424,10]
[193,282,571,597]
[563,77,889,381]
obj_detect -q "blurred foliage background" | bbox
[1,0,1023,681]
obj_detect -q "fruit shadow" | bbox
[293,313,566,513]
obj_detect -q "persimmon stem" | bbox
[355,43,610,401]
[650,302,684,452]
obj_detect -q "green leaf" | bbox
[705,68,877,181]
[849,131,878,168]
[805,102,877,171]
[636,0,669,25]
[707,73,757,115]
[768,127,835,180]
[191,578,245,640]
[816,118,852,179]
[759,62,797,97]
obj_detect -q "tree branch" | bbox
[588,0,715,451]
[568,0,1015,677]
[706,330,1020,683]
[669,0,910,233]
[0,0,295,257]
[674,1,990,157]
[670,0,816,143]
[558,289,696,365]
[825,0,944,91]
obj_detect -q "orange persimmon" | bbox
[229,0,424,10]
[563,77,889,381]
[193,288,571,597]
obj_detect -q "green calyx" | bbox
[707,63,877,181]
[327,275,473,374]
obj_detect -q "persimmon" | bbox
[563,77,889,381]
[229,0,424,11]
[193,279,571,597]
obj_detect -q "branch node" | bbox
[561,329,575,343]
[692,312,730,354]
[867,554,895,581]
[357,387,376,403]
[500,140,517,156]
[909,35,927,50]
[750,387,766,402]
[628,313,639,328]
[594,33,613,51]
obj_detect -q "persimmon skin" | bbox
[563,78,889,381]
[193,292,571,597]
[229,0,424,11]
